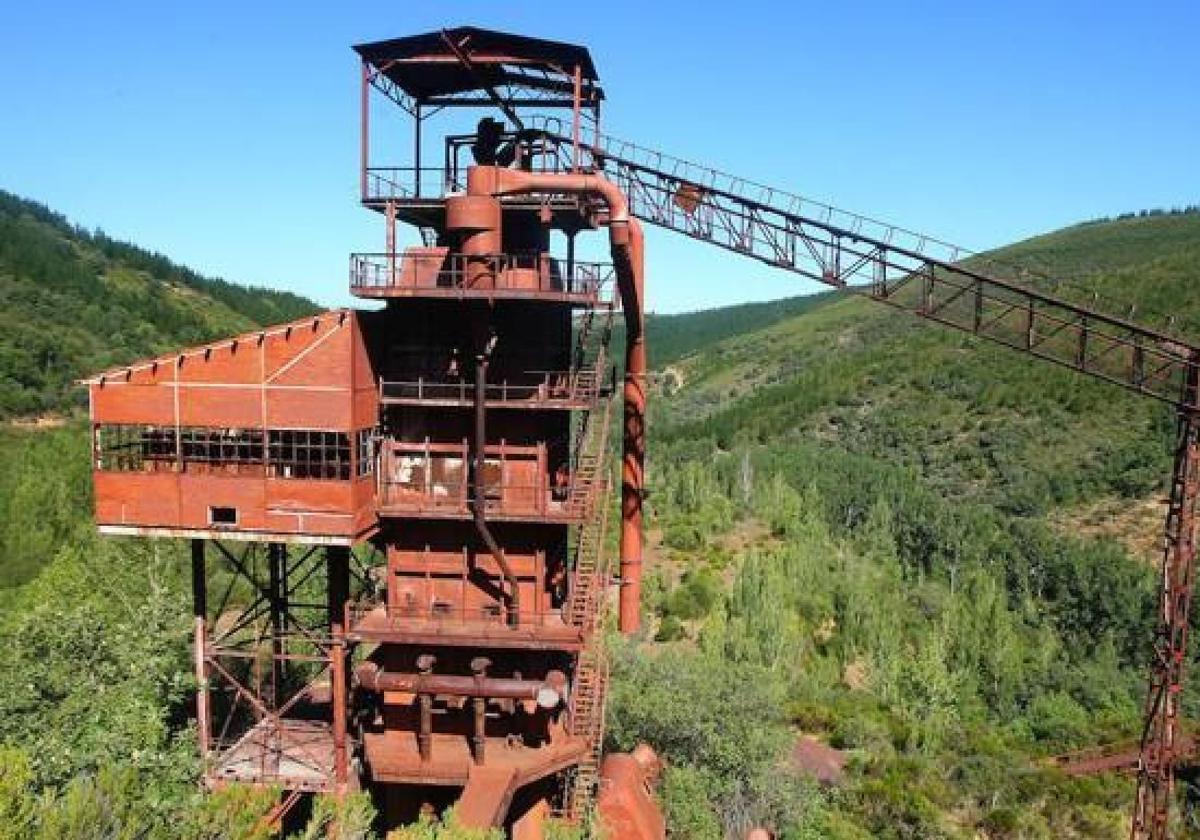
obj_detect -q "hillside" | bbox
[657,211,1200,519]
[643,290,843,368]
[0,190,319,418]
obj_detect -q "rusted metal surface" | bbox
[596,744,666,840]
[349,251,613,304]
[83,25,643,831]
[351,28,627,829]
[87,310,378,544]
[186,541,353,796]
[1134,365,1200,839]
[356,660,566,704]
[1049,731,1198,778]
[464,164,647,634]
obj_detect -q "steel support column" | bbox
[191,539,210,761]
[1134,359,1200,840]
[268,542,285,708]
[328,545,351,790]
[360,62,370,200]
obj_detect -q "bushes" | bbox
[0,424,93,589]
[620,413,1158,835]
[659,766,723,840]
[662,567,721,621]
[606,642,813,835]
[384,810,501,840]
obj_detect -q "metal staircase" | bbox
[568,475,610,630]
[564,643,609,820]
[567,392,613,519]
[562,337,616,817]
[571,301,615,401]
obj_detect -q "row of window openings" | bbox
[95,426,374,480]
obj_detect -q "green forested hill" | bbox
[0,190,319,418]
[642,291,843,368]
[659,210,1200,517]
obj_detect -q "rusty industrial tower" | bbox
[85,29,658,835]
[85,25,1200,840]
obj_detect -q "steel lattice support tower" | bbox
[1134,361,1200,839]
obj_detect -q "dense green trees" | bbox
[0,190,317,418]
[629,430,1148,836]
[0,425,92,589]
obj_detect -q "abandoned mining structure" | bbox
[84,26,1199,839]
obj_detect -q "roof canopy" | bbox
[354,27,602,110]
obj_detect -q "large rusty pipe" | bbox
[473,695,487,765]
[467,166,632,240]
[417,654,434,762]
[467,166,647,634]
[470,657,489,766]
[419,693,433,762]
[620,218,647,634]
[472,351,521,624]
[356,661,567,706]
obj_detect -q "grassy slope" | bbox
[0,190,319,418]
[656,211,1200,518]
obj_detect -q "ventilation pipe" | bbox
[472,336,520,624]
[466,165,646,634]
[357,661,567,706]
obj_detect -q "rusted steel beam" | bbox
[527,124,1200,411]
[191,540,211,761]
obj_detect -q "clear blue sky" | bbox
[1,1,1196,313]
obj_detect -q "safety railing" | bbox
[378,366,604,409]
[346,599,580,635]
[349,252,614,303]
[443,130,578,186]
[363,167,463,202]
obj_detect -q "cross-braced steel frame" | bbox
[1134,374,1200,839]
[191,540,354,819]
